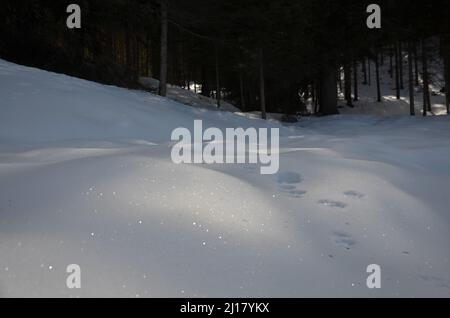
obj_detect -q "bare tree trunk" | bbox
[446,55,450,115]
[239,68,246,111]
[389,45,394,79]
[408,42,415,116]
[320,67,339,115]
[259,48,267,120]
[314,84,320,114]
[344,64,353,107]
[362,58,368,84]
[446,61,450,115]
[313,82,319,114]
[395,42,401,99]
[146,33,151,77]
[159,0,168,97]
[399,42,404,89]
[201,66,210,97]
[353,61,358,101]
[126,31,132,72]
[215,43,221,108]
[422,38,431,116]
[375,53,382,102]
[413,42,420,86]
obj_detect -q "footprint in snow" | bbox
[278,184,297,191]
[278,186,307,198]
[332,231,356,250]
[343,191,365,199]
[318,199,347,209]
[277,172,306,198]
[288,190,307,198]
[277,171,302,185]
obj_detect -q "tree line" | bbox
[1,0,449,118]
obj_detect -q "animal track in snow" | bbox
[318,199,347,209]
[286,190,307,198]
[278,184,296,191]
[331,232,356,250]
[343,191,365,199]
[277,172,306,198]
[277,171,302,185]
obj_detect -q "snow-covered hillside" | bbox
[138,77,240,113]
[1,59,450,297]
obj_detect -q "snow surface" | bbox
[1,59,450,297]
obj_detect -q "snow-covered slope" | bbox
[1,59,450,297]
[138,77,240,113]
